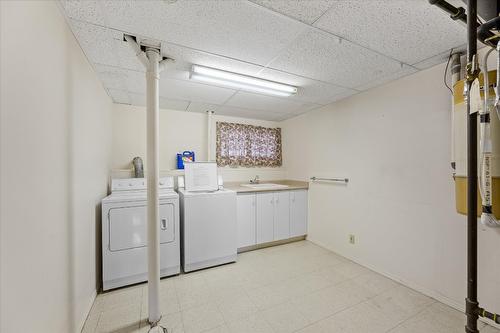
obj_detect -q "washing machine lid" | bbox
[178,188,235,197]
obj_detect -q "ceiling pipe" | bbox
[477,16,500,46]
[429,0,497,46]
[124,34,173,330]
[429,0,467,22]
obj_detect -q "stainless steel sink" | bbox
[240,183,289,189]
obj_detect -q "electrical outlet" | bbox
[349,234,356,244]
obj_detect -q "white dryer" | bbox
[101,177,179,290]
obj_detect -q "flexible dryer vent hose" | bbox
[132,157,144,178]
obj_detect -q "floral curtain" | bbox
[216,122,282,167]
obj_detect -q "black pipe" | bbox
[479,308,500,325]
[477,16,500,45]
[429,0,497,46]
[465,0,479,332]
[429,0,467,22]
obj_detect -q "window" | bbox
[216,122,282,167]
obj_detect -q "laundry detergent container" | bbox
[177,151,195,169]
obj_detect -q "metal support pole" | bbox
[465,1,479,332]
[146,48,161,326]
[125,35,174,332]
[145,47,161,326]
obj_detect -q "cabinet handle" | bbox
[161,219,167,230]
[270,199,274,204]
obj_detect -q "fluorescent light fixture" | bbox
[190,65,297,97]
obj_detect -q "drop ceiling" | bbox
[60,0,466,121]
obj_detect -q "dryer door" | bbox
[108,203,175,251]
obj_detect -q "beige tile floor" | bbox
[82,241,500,333]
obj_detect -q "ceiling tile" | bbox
[160,98,190,111]
[68,0,307,66]
[94,64,128,91]
[216,105,287,121]
[249,0,335,24]
[268,29,402,88]
[122,91,190,111]
[224,91,312,113]
[69,20,134,69]
[69,20,265,81]
[186,102,219,114]
[128,92,146,107]
[93,65,143,93]
[412,45,466,70]
[160,78,236,105]
[290,103,323,115]
[257,68,358,105]
[107,89,130,104]
[62,0,466,121]
[313,0,466,65]
[355,64,418,91]
[94,64,236,105]
[60,0,107,25]
[160,44,265,79]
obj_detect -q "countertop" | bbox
[224,180,309,193]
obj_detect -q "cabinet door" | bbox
[256,192,274,244]
[273,191,290,241]
[237,194,256,248]
[290,190,308,237]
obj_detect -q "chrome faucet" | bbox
[250,175,260,184]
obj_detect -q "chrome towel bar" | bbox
[310,176,349,183]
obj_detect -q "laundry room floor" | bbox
[82,241,500,333]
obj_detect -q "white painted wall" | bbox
[0,1,112,332]
[111,104,286,182]
[282,60,500,319]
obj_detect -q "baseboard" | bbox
[183,254,237,273]
[306,238,500,330]
[238,235,306,253]
[78,290,97,333]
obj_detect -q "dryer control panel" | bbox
[111,177,174,192]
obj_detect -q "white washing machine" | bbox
[178,188,237,272]
[101,177,179,290]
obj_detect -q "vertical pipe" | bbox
[145,48,161,325]
[451,53,461,174]
[207,110,214,161]
[465,1,479,332]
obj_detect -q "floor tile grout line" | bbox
[384,300,438,333]
[88,240,475,333]
[287,274,402,333]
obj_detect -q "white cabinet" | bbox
[256,192,275,244]
[237,194,256,248]
[290,190,308,237]
[237,189,308,249]
[273,191,290,241]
